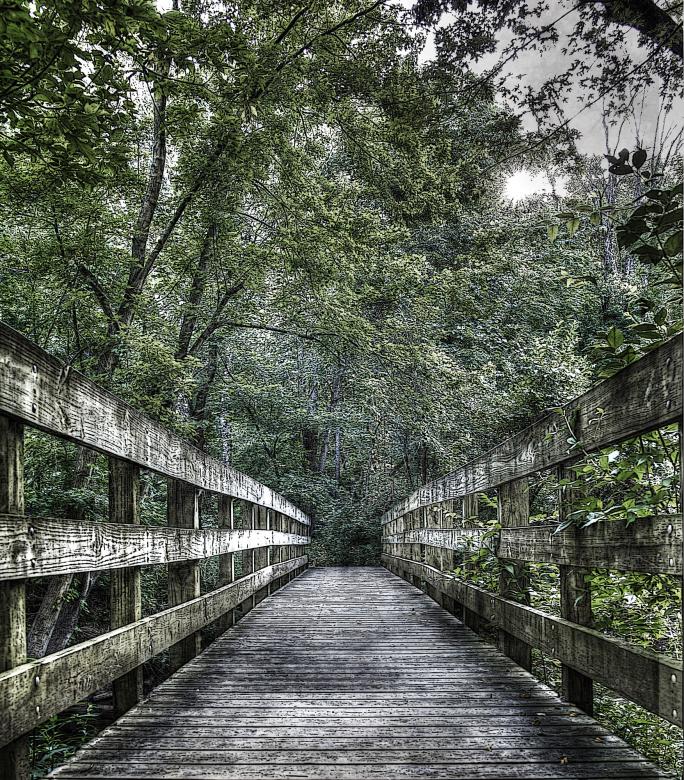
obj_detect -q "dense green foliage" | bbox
[0,0,681,776]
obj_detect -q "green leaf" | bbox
[547,224,559,242]
[606,327,624,349]
[566,218,580,237]
[664,231,682,257]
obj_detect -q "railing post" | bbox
[167,479,201,672]
[266,509,274,596]
[217,495,235,634]
[497,479,532,671]
[254,506,269,604]
[240,501,255,613]
[109,458,143,716]
[440,500,457,614]
[558,465,593,713]
[462,493,481,633]
[0,415,29,780]
[411,510,421,587]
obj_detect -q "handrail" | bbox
[0,323,311,776]
[0,322,309,524]
[381,336,683,729]
[382,336,681,525]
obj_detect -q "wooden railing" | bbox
[382,336,682,729]
[0,323,310,779]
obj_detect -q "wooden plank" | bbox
[167,479,201,672]
[109,458,143,717]
[0,513,309,580]
[382,336,682,525]
[46,567,667,780]
[382,554,682,727]
[497,479,531,671]
[383,528,487,549]
[0,556,307,746]
[254,506,269,605]
[387,517,682,575]
[497,516,682,574]
[0,415,29,780]
[239,501,255,615]
[558,465,593,714]
[216,495,235,634]
[0,323,309,525]
[461,494,480,633]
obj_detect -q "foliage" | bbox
[30,707,98,779]
[0,1,681,776]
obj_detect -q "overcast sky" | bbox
[410,1,682,159]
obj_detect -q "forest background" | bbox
[0,0,682,776]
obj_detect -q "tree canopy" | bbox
[0,1,681,776]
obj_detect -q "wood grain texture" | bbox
[48,567,669,780]
[216,495,235,634]
[383,518,682,575]
[0,323,309,525]
[496,479,532,671]
[167,480,201,672]
[0,415,29,780]
[0,513,309,580]
[383,527,486,550]
[0,556,307,745]
[382,554,681,727]
[558,465,593,715]
[109,458,143,717]
[497,516,682,574]
[382,336,682,525]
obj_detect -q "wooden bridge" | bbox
[0,322,681,779]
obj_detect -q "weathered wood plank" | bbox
[384,519,682,576]
[0,556,307,746]
[109,458,143,717]
[46,567,668,780]
[382,554,682,727]
[497,516,682,575]
[0,415,29,780]
[0,323,309,525]
[496,479,532,671]
[0,513,309,580]
[167,479,201,671]
[382,528,486,550]
[461,494,481,633]
[558,465,593,714]
[216,495,235,634]
[382,336,682,525]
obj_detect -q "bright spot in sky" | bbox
[504,170,567,201]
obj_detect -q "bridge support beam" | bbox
[254,506,270,604]
[558,465,593,714]
[110,458,143,716]
[216,495,235,634]
[497,478,532,671]
[239,501,255,615]
[167,479,201,672]
[462,493,481,633]
[0,415,29,780]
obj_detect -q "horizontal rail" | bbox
[0,324,309,524]
[382,336,682,525]
[0,555,307,746]
[383,528,486,550]
[0,513,309,580]
[383,516,682,575]
[497,516,682,575]
[382,554,682,727]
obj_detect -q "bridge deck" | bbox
[51,567,670,779]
